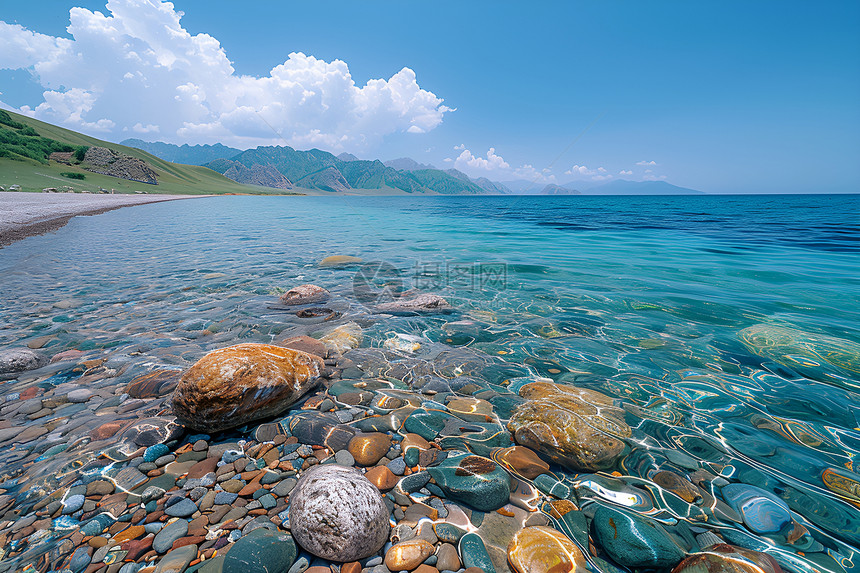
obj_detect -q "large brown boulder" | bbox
[171,343,324,432]
[507,381,630,471]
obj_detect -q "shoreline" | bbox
[0,192,212,248]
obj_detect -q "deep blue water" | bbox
[1,193,859,571]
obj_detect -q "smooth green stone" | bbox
[437,421,512,456]
[260,471,281,485]
[259,493,276,510]
[223,528,296,573]
[399,471,431,493]
[404,408,457,441]
[177,450,207,463]
[533,474,572,499]
[592,505,686,569]
[326,381,363,396]
[433,523,467,544]
[470,510,484,528]
[132,473,177,497]
[554,508,588,549]
[428,454,510,512]
[486,394,526,421]
[404,447,420,467]
[458,533,496,573]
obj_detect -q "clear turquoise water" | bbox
[2,194,860,571]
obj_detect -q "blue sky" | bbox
[1,1,858,193]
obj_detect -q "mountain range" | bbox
[504,179,704,196]
[139,142,496,195]
[120,139,705,196]
[120,138,241,166]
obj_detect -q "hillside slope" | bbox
[0,110,287,195]
[206,146,488,195]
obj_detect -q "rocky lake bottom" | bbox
[0,194,859,573]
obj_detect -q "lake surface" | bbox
[1,194,859,572]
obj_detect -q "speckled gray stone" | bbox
[164,497,197,517]
[153,518,188,553]
[289,464,389,561]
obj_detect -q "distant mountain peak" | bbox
[540,184,581,195]
[120,139,241,166]
[578,179,704,195]
[384,157,436,171]
[337,152,359,162]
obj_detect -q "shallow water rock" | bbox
[172,343,324,432]
[126,369,182,399]
[320,322,362,355]
[165,497,197,518]
[459,532,497,573]
[427,454,511,512]
[347,432,391,466]
[319,255,363,267]
[154,543,198,573]
[280,284,330,306]
[375,293,452,315]
[507,381,630,471]
[491,446,550,479]
[222,527,297,573]
[154,518,188,553]
[0,347,46,379]
[67,388,92,403]
[721,484,792,534]
[280,335,327,359]
[507,526,589,573]
[385,539,435,571]
[592,505,686,569]
[653,470,703,504]
[289,464,389,561]
[122,416,184,447]
[739,323,860,391]
[672,543,783,573]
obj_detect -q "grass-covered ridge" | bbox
[0,109,297,195]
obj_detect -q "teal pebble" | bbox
[80,514,114,537]
[222,527,297,573]
[458,533,496,573]
[404,447,420,467]
[433,523,467,544]
[533,473,572,499]
[428,454,510,512]
[144,444,170,463]
[592,505,686,569]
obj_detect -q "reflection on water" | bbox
[1,194,859,572]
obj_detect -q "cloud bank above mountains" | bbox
[0,0,451,150]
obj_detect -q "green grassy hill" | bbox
[207,145,488,195]
[0,110,293,195]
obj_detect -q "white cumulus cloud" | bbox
[636,160,657,166]
[454,147,510,172]
[619,169,633,175]
[0,0,451,150]
[564,164,612,181]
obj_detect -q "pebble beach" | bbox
[0,194,858,573]
[0,192,202,247]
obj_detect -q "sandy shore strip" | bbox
[0,191,210,247]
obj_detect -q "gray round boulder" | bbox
[0,348,47,380]
[289,464,389,561]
